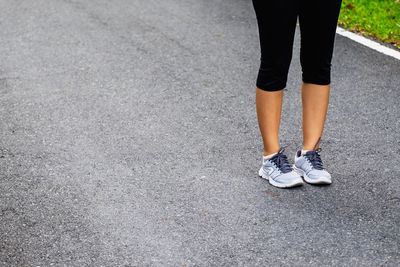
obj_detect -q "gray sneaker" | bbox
[259,148,304,188]
[293,139,332,185]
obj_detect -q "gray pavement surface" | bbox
[1,0,399,266]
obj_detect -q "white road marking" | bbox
[336,27,400,61]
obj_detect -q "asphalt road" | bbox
[1,0,399,266]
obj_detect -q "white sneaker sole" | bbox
[293,165,332,185]
[258,167,304,189]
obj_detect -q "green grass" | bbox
[339,0,400,49]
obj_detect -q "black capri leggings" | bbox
[253,0,342,91]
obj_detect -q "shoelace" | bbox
[304,137,324,170]
[270,147,292,174]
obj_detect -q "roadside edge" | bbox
[336,27,400,61]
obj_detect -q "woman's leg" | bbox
[252,0,298,155]
[256,88,283,156]
[299,0,342,150]
[301,83,330,150]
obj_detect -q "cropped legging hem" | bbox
[256,72,331,91]
[256,68,287,91]
[302,77,331,86]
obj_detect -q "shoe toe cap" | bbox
[308,170,332,183]
[274,172,303,186]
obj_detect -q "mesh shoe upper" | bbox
[263,148,302,184]
[294,142,331,181]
